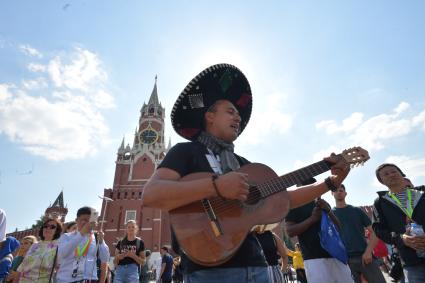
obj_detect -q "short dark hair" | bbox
[39,218,63,240]
[77,206,92,217]
[65,221,77,232]
[161,246,169,252]
[339,184,346,191]
[375,163,406,183]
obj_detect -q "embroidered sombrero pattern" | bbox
[171,63,253,141]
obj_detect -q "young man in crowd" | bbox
[373,163,425,283]
[57,206,110,283]
[285,178,354,283]
[332,184,386,283]
[159,246,173,283]
[142,63,351,283]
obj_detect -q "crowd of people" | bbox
[1,63,424,283]
[0,207,185,283]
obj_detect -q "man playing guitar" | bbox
[142,63,353,283]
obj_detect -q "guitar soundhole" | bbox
[245,185,262,205]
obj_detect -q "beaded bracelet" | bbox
[212,174,226,199]
[325,177,338,192]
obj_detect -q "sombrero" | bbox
[171,63,252,141]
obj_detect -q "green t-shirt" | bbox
[332,205,371,257]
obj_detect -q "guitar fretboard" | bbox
[258,160,331,198]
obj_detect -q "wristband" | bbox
[325,177,338,192]
[212,175,226,199]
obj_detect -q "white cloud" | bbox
[238,93,293,146]
[394,101,410,116]
[22,78,48,90]
[47,48,107,91]
[385,155,425,180]
[412,110,425,130]
[0,46,115,161]
[316,102,421,151]
[316,112,363,134]
[19,44,43,58]
[0,85,108,160]
[92,90,115,109]
[0,84,13,101]
[27,63,46,72]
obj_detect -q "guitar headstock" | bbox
[341,147,370,167]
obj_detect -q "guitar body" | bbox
[169,163,290,266]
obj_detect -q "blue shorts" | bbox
[184,266,270,283]
[113,263,139,283]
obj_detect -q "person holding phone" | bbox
[113,220,145,283]
[56,206,110,283]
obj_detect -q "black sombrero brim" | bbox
[171,63,252,141]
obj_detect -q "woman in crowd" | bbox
[254,224,288,283]
[113,220,145,283]
[139,250,151,283]
[172,256,183,283]
[5,236,38,283]
[15,218,62,282]
[287,243,307,283]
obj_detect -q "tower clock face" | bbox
[140,129,158,144]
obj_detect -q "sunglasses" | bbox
[43,224,57,230]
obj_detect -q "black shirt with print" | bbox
[158,142,267,274]
[116,237,145,265]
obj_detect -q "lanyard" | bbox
[74,235,93,258]
[389,189,413,220]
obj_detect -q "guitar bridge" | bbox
[202,199,223,237]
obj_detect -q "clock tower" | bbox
[101,76,171,252]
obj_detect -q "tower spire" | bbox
[148,75,159,106]
[51,191,65,208]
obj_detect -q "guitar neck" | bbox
[259,160,332,198]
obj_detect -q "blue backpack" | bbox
[319,211,348,264]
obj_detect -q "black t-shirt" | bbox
[116,237,145,265]
[285,201,331,260]
[158,142,267,274]
[256,231,280,266]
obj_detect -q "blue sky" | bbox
[1,1,425,233]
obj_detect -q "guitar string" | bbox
[207,161,330,215]
[205,154,364,215]
[208,161,326,213]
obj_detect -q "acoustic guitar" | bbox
[169,147,369,266]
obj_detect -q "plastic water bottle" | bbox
[410,223,425,258]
